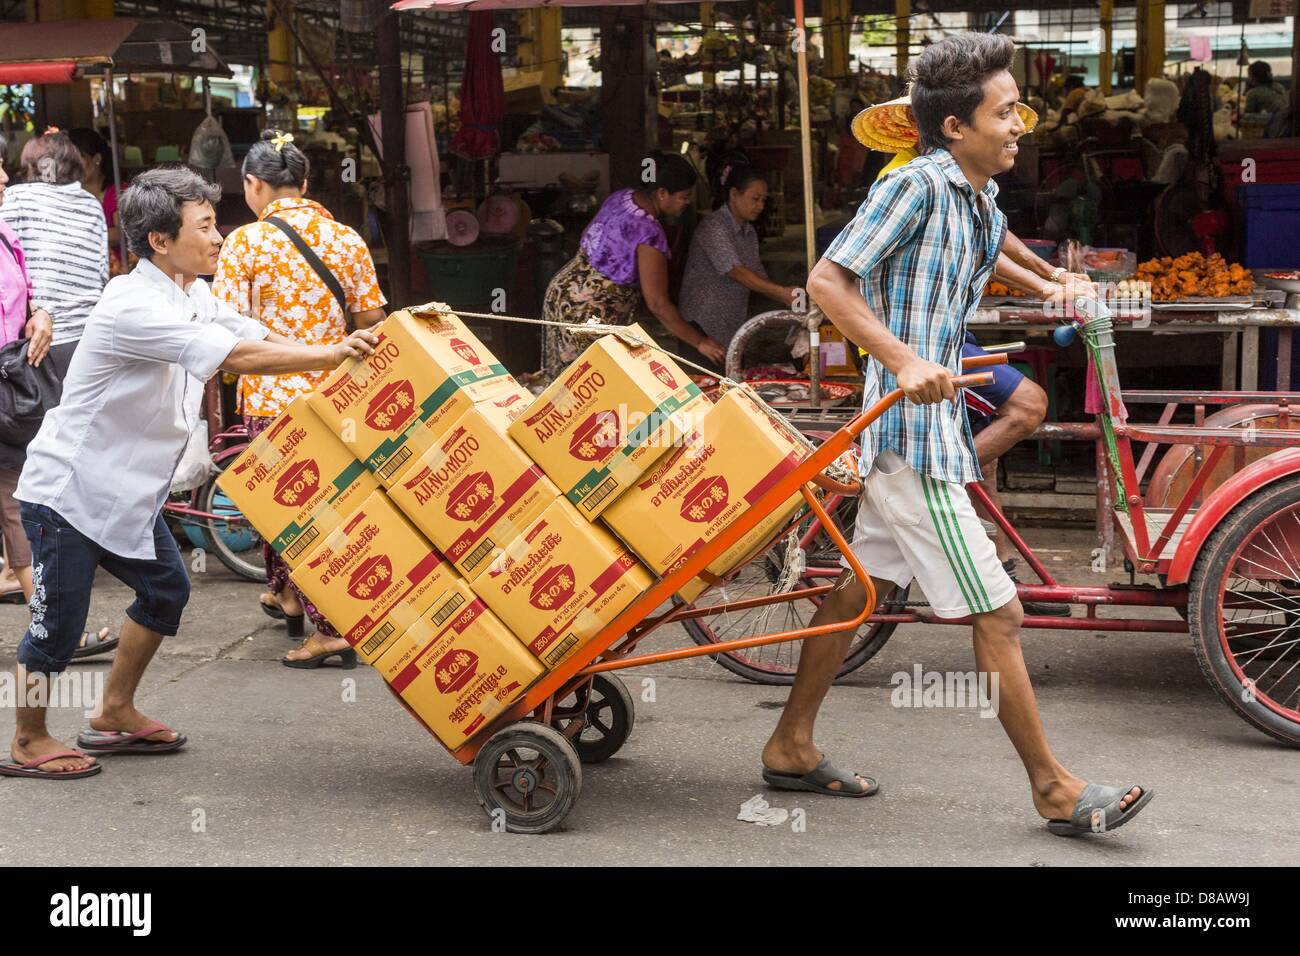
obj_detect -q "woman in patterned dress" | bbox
[540,152,725,380]
[213,129,387,668]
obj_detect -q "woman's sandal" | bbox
[283,635,357,670]
[1046,782,1154,836]
[260,593,305,638]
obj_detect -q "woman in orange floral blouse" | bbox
[213,130,386,668]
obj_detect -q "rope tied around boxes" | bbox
[428,305,861,490]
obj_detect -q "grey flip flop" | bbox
[71,628,118,660]
[77,721,187,755]
[762,757,879,797]
[1046,782,1154,836]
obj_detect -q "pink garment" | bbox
[0,218,31,346]
[1084,352,1103,415]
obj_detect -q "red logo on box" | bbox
[450,338,481,366]
[272,459,320,507]
[529,564,576,611]
[365,381,417,432]
[347,554,393,600]
[568,411,620,462]
[649,360,677,389]
[445,471,496,522]
[681,476,730,523]
[434,648,479,694]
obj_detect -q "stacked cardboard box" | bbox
[307,303,529,487]
[216,396,378,568]
[602,387,811,603]
[507,324,707,519]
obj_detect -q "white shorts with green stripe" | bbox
[841,450,1017,619]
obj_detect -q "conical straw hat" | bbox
[851,93,1038,152]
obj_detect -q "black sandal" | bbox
[260,594,305,638]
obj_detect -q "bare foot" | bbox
[89,706,179,743]
[284,634,349,663]
[1034,775,1144,820]
[10,733,97,773]
[761,738,874,794]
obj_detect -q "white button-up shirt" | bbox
[17,258,268,559]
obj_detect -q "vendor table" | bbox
[969,304,1300,390]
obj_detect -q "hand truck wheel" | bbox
[552,674,635,764]
[473,721,583,834]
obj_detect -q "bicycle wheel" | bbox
[199,474,266,582]
[675,503,906,685]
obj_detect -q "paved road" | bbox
[1,527,1295,866]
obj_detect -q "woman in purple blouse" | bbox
[540,152,726,379]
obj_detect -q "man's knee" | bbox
[828,569,870,612]
[974,596,1024,643]
[1001,379,1048,436]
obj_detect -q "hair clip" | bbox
[271,131,295,152]
[44,125,61,136]
[721,163,732,183]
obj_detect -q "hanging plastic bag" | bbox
[170,376,214,493]
[188,115,235,169]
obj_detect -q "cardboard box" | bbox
[387,405,560,580]
[472,497,652,669]
[507,325,706,520]
[374,579,543,749]
[289,491,459,664]
[603,388,810,603]
[306,303,518,487]
[216,397,378,568]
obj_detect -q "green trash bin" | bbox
[415,237,520,309]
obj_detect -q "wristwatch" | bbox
[1049,267,1066,284]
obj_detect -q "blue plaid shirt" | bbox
[824,148,1006,485]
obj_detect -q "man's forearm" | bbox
[807,259,915,375]
[993,252,1054,297]
[222,339,339,375]
[1001,231,1056,281]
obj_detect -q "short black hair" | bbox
[1248,61,1273,86]
[242,129,309,190]
[1063,74,1086,91]
[637,151,698,195]
[909,33,1017,153]
[120,166,222,260]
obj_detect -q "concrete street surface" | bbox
[0,526,1295,866]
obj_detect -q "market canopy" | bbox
[394,0,734,11]
[0,18,232,85]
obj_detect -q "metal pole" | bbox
[104,66,127,267]
[794,0,820,406]
[374,0,411,306]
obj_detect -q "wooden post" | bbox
[1099,0,1113,95]
[1135,0,1165,95]
[822,0,851,80]
[599,7,654,189]
[520,8,563,102]
[373,0,410,307]
[894,0,910,80]
[700,2,716,87]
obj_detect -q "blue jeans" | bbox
[15,502,191,675]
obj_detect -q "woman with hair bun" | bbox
[213,128,386,669]
[540,151,725,379]
[678,163,800,363]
